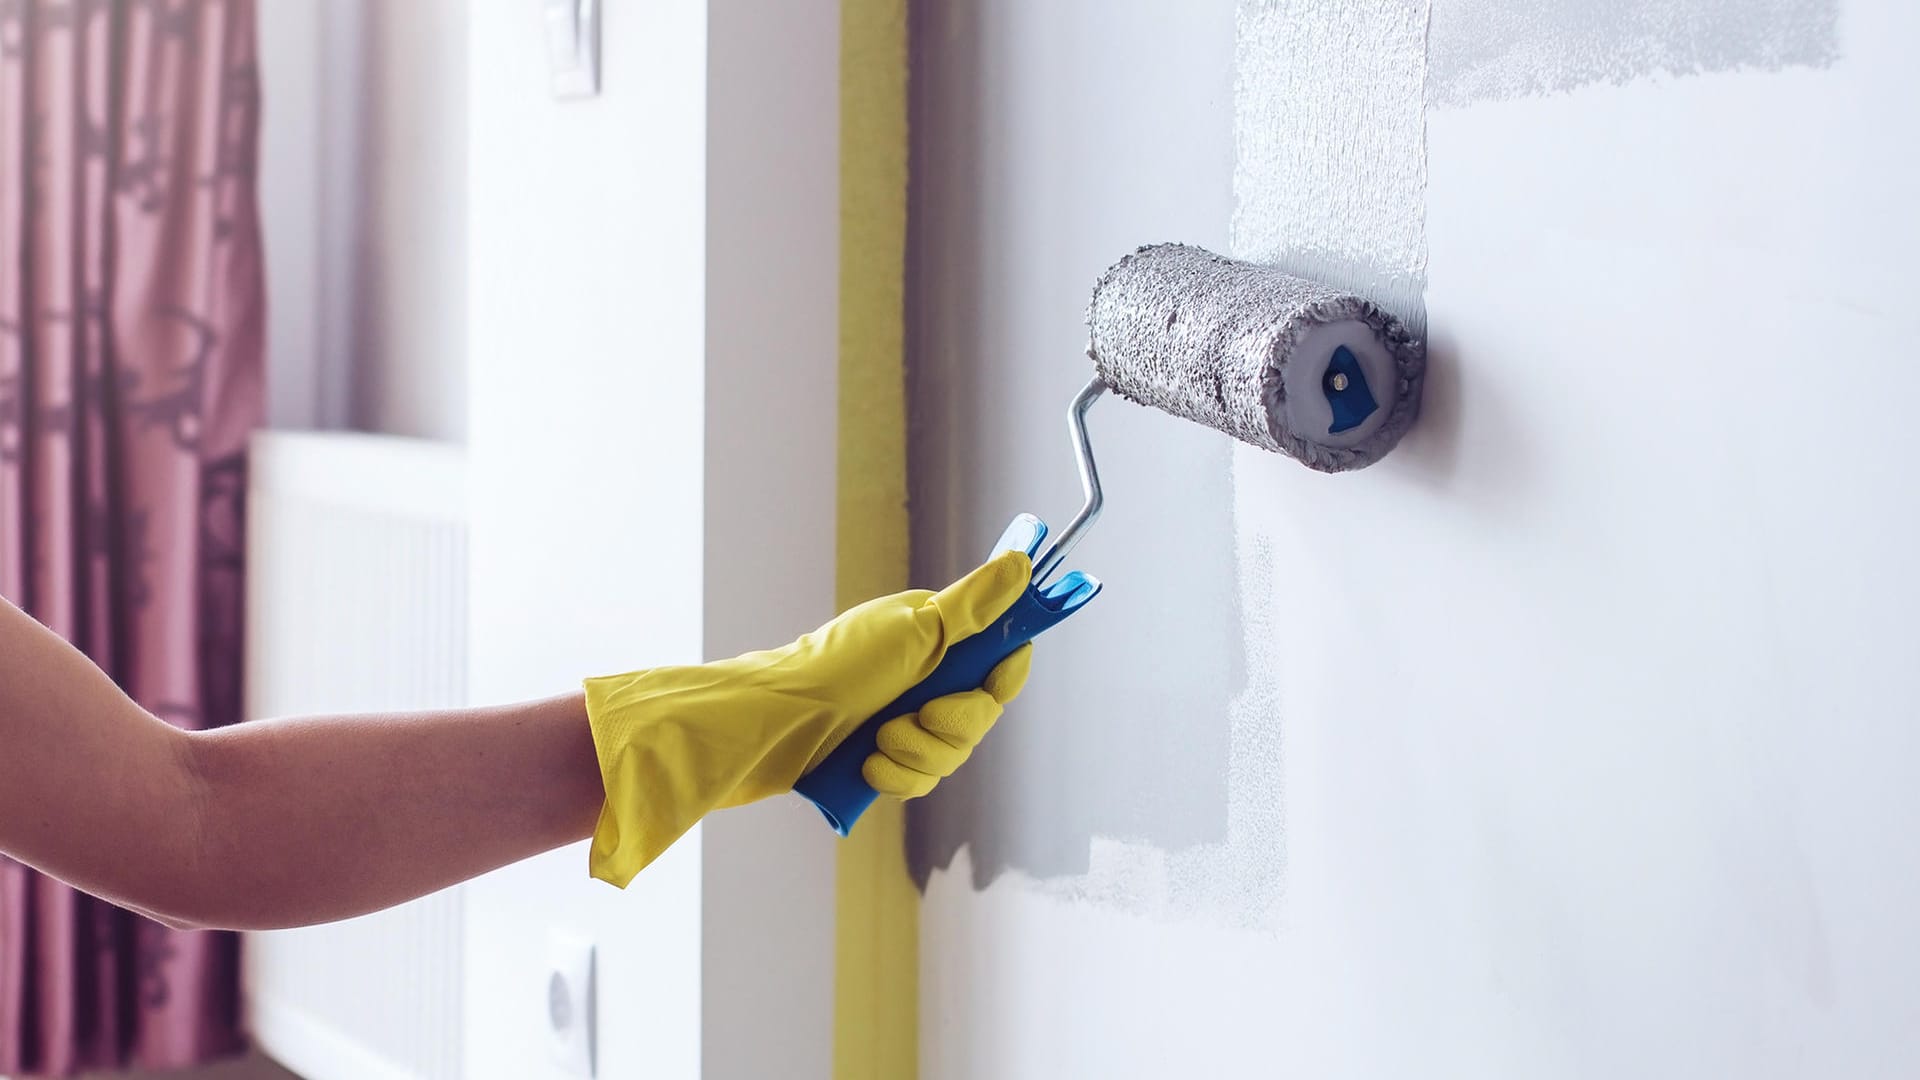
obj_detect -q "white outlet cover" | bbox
[546,931,597,1077]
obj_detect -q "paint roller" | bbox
[794,242,1427,833]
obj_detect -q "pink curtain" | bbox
[0,0,263,1073]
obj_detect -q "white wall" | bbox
[464,3,841,1078]
[348,0,469,441]
[257,0,324,432]
[464,1,708,1074]
[258,0,468,441]
[912,1,1920,1077]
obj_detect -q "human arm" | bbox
[0,551,1031,929]
[0,595,604,930]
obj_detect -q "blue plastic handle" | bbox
[793,515,1101,836]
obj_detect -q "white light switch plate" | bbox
[542,0,600,100]
[546,931,597,1077]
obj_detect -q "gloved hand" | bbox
[584,549,1034,887]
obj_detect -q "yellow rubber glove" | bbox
[584,549,1034,887]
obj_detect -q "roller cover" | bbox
[1087,243,1426,473]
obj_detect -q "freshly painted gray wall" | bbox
[912,1,1920,1076]
[906,0,1242,889]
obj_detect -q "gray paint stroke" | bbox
[905,0,1435,925]
[904,0,1243,890]
[1429,0,1841,107]
[1233,0,1431,335]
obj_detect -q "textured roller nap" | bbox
[1087,243,1426,473]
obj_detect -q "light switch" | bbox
[546,931,597,1077]
[543,0,600,100]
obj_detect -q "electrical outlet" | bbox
[546,932,597,1077]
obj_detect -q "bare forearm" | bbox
[183,694,604,929]
[0,597,605,930]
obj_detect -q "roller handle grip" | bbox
[793,588,1083,836]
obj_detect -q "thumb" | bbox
[926,548,1032,643]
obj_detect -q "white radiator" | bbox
[242,432,469,1080]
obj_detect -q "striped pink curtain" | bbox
[0,0,263,1073]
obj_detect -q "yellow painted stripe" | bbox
[834,0,916,1077]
